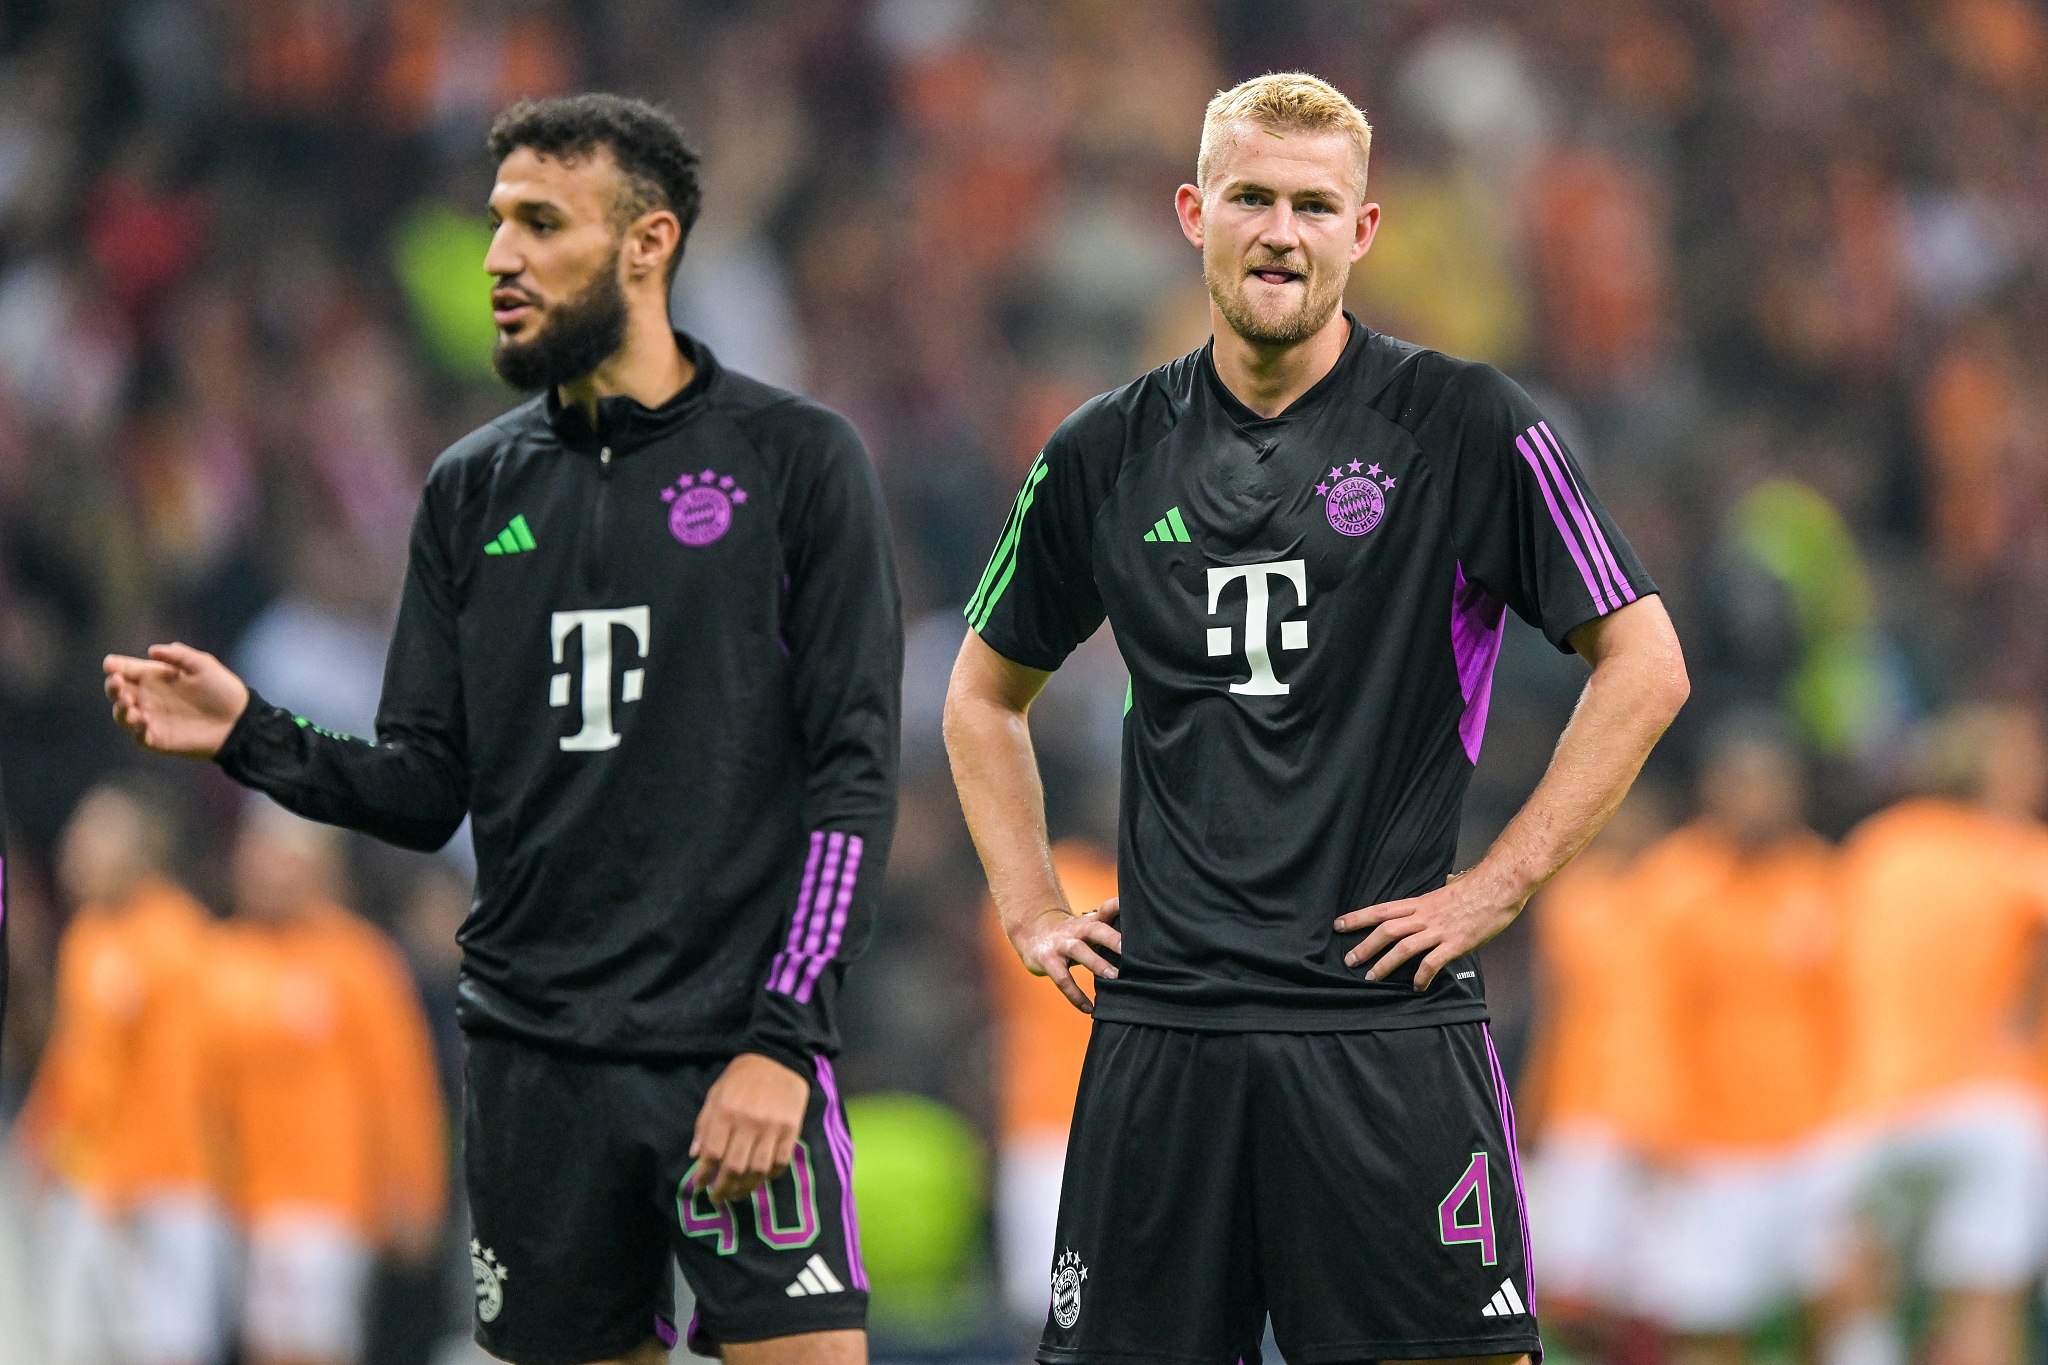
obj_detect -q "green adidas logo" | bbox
[483,515,537,556]
[1143,507,1192,543]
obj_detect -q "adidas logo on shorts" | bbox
[1479,1277,1526,1318]
[785,1254,846,1297]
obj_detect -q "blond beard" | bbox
[1205,249,1347,346]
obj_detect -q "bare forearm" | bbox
[943,692,1067,936]
[1470,609,1687,906]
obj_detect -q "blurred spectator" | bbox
[1627,726,1839,1363]
[1818,704,2048,1365]
[204,802,446,1365]
[1521,780,1672,1349]
[16,783,228,1365]
[983,839,1113,1325]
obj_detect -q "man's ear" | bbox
[625,209,682,283]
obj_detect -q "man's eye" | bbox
[1236,193,1265,207]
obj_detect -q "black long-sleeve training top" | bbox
[216,335,902,1070]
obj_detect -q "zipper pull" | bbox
[600,446,612,465]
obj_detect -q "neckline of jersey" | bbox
[1200,312,1371,432]
[544,330,720,454]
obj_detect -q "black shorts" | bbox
[1041,1021,1538,1365]
[463,1033,869,1365]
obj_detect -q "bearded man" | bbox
[945,72,1687,1365]
[105,94,901,1365]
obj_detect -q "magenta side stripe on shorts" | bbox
[1536,422,1635,606]
[813,1056,869,1290]
[1482,1023,1535,1312]
[1516,433,1608,614]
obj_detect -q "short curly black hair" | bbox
[488,93,704,286]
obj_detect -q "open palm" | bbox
[103,643,251,759]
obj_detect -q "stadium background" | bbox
[0,0,2045,1362]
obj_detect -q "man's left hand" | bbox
[690,1053,811,1203]
[1335,867,1529,990]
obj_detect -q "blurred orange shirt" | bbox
[1523,848,1662,1141]
[19,879,217,1207]
[1633,825,1841,1153]
[1835,799,2048,1118]
[985,841,1116,1142]
[202,902,445,1244]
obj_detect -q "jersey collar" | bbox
[1200,312,1371,430]
[545,330,720,453]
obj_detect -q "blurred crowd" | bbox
[1522,704,2048,1365]
[0,0,2044,1361]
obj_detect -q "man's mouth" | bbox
[492,291,539,327]
[1249,266,1304,286]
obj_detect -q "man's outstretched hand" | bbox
[689,1052,812,1204]
[104,644,250,760]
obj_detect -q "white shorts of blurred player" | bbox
[1808,1085,2048,1295]
[996,1131,1069,1324]
[41,1185,233,1365]
[1526,1124,1645,1313]
[1630,1145,1835,1335]
[241,1209,373,1365]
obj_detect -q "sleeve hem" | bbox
[738,1038,817,1075]
[967,623,1068,674]
[214,687,282,774]
[1545,583,1661,653]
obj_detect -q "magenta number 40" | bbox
[1438,1151,1498,1265]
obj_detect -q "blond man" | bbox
[946,74,1685,1365]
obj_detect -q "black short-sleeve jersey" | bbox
[968,318,1657,1030]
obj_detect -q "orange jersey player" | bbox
[203,801,446,1365]
[985,839,1116,1322]
[1521,781,1671,1330]
[1624,728,1839,1364]
[1817,704,2048,1365]
[19,784,229,1365]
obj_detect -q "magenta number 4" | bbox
[1438,1151,1498,1265]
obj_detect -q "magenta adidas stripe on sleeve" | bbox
[1535,423,1634,606]
[1515,430,1610,613]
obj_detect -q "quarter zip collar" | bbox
[545,330,720,455]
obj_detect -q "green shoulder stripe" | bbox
[965,453,1049,627]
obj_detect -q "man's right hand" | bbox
[104,643,251,759]
[1009,898,1122,1014]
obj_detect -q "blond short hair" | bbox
[1197,72,1373,197]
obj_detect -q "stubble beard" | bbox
[1205,247,1347,347]
[492,244,631,391]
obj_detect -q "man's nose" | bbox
[483,223,521,278]
[1257,203,1301,250]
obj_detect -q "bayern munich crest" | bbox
[1315,460,1395,537]
[661,468,749,546]
[1051,1248,1088,1329]
[471,1241,509,1322]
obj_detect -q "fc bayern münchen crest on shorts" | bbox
[470,1240,509,1323]
[1314,460,1396,537]
[1051,1248,1088,1329]
[661,468,750,546]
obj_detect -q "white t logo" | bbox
[1207,560,1308,696]
[550,607,651,751]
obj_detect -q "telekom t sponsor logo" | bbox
[1206,560,1308,696]
[550,607,650,751]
